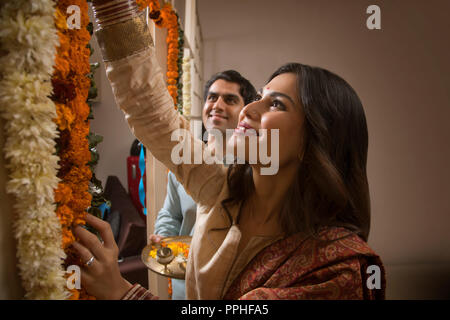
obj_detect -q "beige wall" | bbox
[1,0,448,300]
[89,8,137,190]
[198,0,450,298]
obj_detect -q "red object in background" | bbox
[127,156,147,223]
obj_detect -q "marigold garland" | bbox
[161,3,180,105]
[176,16,184,115]
[136,0,188,299]
[0,0,69,299]
[52,0,94,300]
[136,0,182,108]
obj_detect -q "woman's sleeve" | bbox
[94,13,226,208]
[121,284,158,300]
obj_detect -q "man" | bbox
[150,70,256,300]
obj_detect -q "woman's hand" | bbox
[72,214,133,299]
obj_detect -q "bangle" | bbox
[92,0,139,28]
[94,10,153,62]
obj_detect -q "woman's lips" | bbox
[239,121,254,130]
[235,121,258,136]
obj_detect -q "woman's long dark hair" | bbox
[221,63,371,241]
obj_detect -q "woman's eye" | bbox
[254,94,262,101]
[270,100,285,110]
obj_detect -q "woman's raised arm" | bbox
[92,0,226,208]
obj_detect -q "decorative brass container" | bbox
[141,236,191,280]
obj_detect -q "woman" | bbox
[72,0,385,300]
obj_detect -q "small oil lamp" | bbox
[156,247,174,273]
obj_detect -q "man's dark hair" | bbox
[203,70,257,105]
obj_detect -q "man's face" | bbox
[202,79,245,134]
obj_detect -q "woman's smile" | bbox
[234,121,259,136]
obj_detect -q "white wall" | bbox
[198,0,450,298]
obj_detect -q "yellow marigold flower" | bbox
[54,8,67,30]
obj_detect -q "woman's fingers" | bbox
[72,225,107,262]
[69,214,130,299]
[84,214,116,250]
[71,240,107,286]
[79,269,95,291]
[71,241,97,268]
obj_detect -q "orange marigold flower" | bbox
[53,0,95,300]
[57,205,74,228]
[68,289,80,300]
[54,103,75,131]
[54,183,73,204]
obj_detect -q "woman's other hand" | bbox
[72,214,133,299]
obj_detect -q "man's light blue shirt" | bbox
[154,171,197,300]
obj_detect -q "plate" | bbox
[141,236,191,280]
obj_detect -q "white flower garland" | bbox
[182,55,192,119]
[0,0,69,299]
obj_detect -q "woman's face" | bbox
[228,72,305,172]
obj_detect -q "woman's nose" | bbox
[241,100,262,121]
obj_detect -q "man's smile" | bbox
[209,113,228,122]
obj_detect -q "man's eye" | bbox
[208,95,217,101]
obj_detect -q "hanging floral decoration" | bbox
[0,0,69,299]
[175,15,184,115]
[182,55,192,119]
[136,0,183,110]
[136,1,187,299]
[52,0,96,300]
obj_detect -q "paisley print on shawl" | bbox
[324,242,339,261]
[239,251,277,293]
[266,238,315,288]
[339,233,372,254]
[236,233,305,294]
[223,227,386,300]
[296,280,342,299]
